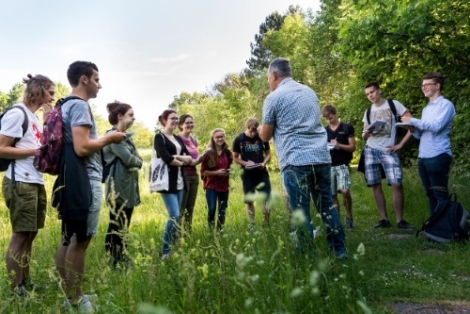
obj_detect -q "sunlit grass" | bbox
[0,157,469,313]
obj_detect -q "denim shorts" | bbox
[61,179,103,244]
[330,164,351,194]
[364,148,402,186]
[2,177,47,232]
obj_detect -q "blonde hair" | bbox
[205,128,232,168]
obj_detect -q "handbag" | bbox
[149,134,169,192]
[149,156,169,192]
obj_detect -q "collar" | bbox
[429,95,444,105]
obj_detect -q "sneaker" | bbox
[345,217,354,230]
[397,220,414,230]
[373,219,391,228]
[63,294,97,313]
[248,223,255,233]
[161,253,171,260]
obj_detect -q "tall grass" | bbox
[0,154,469,313]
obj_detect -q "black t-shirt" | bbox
[232,132,270,177]
[325,122,355,166]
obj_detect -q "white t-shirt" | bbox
[0,103,43,184]
[362,100,407,151]
[170,136,184,190]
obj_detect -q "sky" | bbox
[0,0,320,129]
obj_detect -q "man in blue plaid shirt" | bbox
[259,58,346,259]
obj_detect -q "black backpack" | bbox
[416,195,470,243]
[0,106,29,186]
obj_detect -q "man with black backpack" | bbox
[322,105,356,229]
[54,61,125,312]
[362,82,413,229]
[0,74,55,297]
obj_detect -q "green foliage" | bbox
[1,163,470,313]
[246,5,305,71]
[129,121,154,148]
[336,0,470,169]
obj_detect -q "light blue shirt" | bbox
[410,95,455,158]
[262,77,330,171]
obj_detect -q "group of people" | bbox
[153,111,272,259]
[0,57,455,312]
[0,61,127,311]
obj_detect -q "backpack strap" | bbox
[5,106,29,188]
[387,99,399,122]
[367,100,399,125]
[366,106,372,125]
[57,95,83,107]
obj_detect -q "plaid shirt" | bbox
[262,78,331,171]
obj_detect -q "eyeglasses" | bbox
[214,136,225,140]
[421,83,437,88]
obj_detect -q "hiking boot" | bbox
[373,219,391,228]
[345,217,354,230]
[397,220,414,230]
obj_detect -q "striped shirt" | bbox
[262,78,331,171]
[410,95,455,158]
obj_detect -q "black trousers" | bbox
[104,203,134,264]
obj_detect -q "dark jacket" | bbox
[53,143,92,222]
[153,132,190,194]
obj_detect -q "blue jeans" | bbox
[283,164,346,256]
[160,190,184,254]
[205,189,229,230]
[418,153,452,214]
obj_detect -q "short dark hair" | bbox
[422,72,444,90]
[158,109,176,127]
[67,61,99,87]
[365,82,381,90]
[268,58,292,77]
[22,74,54,105]
[107,101,132,125]
[321,104,337,117]
[178,114,193,131]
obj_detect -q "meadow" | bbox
[0,151,469,314]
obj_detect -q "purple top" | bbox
[177,134,199,176]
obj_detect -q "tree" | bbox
[168,91,211,111]
[246,5,304,71]
[128,121,154,149]
[336,0,470,168]
[6,83,25,108]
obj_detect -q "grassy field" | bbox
[0,153,469,313]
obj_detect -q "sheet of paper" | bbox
[366,120,385,134]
